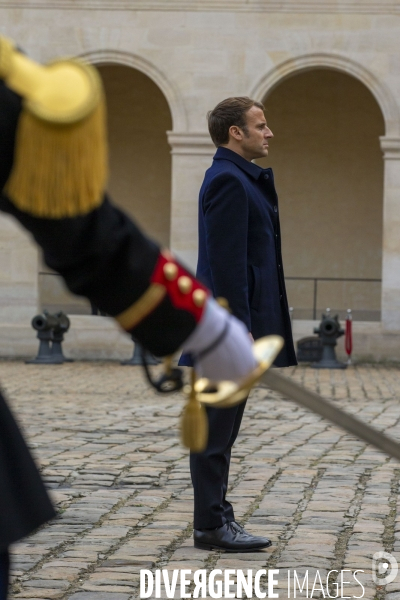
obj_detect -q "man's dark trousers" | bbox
[190,400,247,529]
[0,551,9,600]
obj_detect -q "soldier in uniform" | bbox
[0,39,258,598]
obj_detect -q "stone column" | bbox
[167,132,215,270]
[380,136,400,331]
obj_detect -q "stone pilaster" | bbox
[380,136,400,331]
[167,132,215,269]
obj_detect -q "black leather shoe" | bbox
[194,521,272,552]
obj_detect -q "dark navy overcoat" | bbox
[182,146,296,368]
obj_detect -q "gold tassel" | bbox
[4,94,108,219]
[181,371,209,453]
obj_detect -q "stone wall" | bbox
[1,1,400,357]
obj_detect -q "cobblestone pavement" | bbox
[2,361,400,600]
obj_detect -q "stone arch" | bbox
[250,53,400,137]
[78,49,187,131]
[253,59,388,321]
[38,54,178,312]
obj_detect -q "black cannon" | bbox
[27,310,70,364]
[313,312,347,369]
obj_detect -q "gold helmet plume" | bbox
[0,37,107,218]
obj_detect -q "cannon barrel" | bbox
[31,312,59,332]
[314,316,344,339]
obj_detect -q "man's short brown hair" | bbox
[207,97,265,147]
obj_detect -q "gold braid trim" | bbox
[0,37,13,79]
[5,95,107,218]
[115,284,166,331]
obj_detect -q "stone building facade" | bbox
[1,0,400,360]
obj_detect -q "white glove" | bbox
[181,298,257,382]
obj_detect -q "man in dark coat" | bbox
[0,41,259,598]
[189,97,297,552]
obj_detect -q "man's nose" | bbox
[266,127,274,138]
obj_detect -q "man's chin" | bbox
[249,150,269,161]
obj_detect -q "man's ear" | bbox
[229,125,243,141]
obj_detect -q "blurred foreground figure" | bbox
[0,38,256,598]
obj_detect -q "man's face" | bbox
[234,106,274,161]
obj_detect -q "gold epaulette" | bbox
[0,36,108,218]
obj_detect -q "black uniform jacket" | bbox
[184,147,296,368]
[0,394,55,551]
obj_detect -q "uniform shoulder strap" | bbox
[0,36,108,218]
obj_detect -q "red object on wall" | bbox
[345,312,353,358]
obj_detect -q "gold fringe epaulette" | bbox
[0,37,108,218]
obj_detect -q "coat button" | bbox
[178,276,192,294]
[280,294,283,300]
[274,205,278,212]
[163,262,178,281]
[193,289,207,307]
[264,173,269,180]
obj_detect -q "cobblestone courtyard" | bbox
[2,360,400,600]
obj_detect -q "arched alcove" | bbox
[256,68,385,320]
[80,49,187,132]
[98,64,173,247]
[250,53,399,137]
[39,62,173,314]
